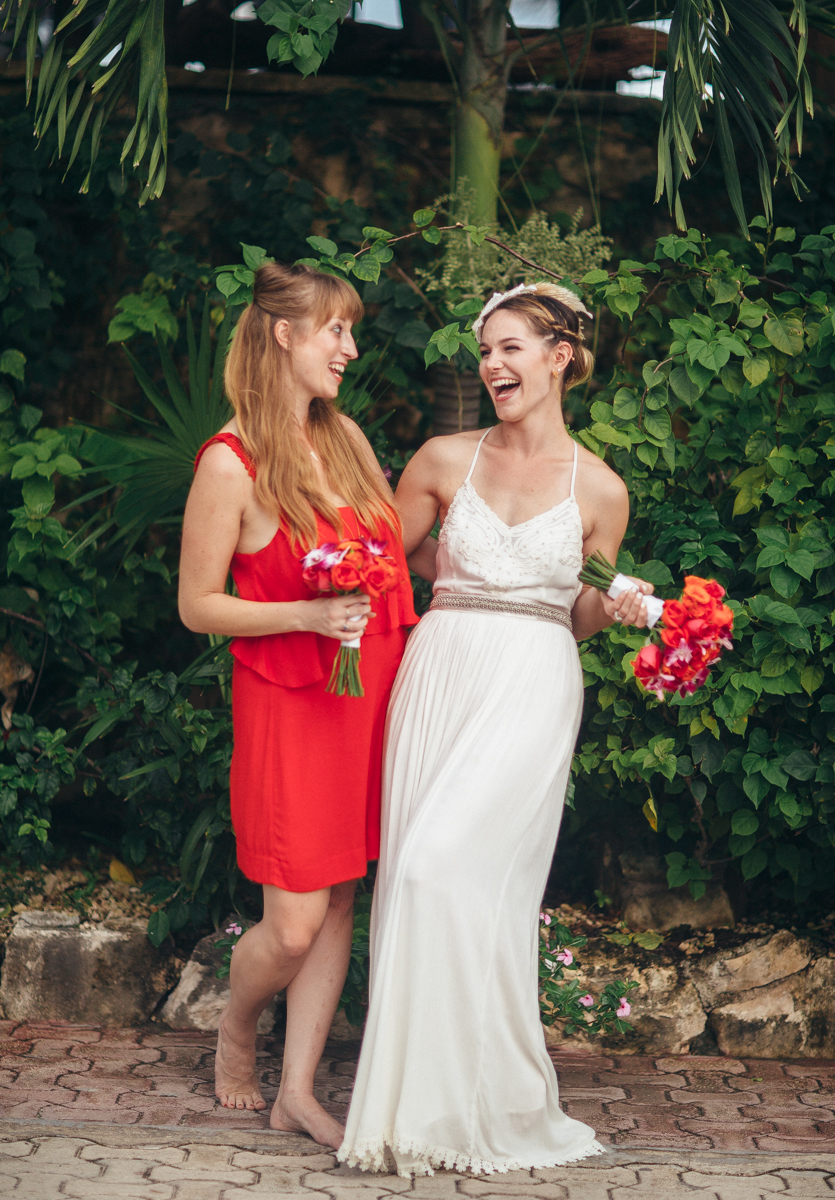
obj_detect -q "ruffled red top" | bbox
[194,432,418,689]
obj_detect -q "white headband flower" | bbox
[472,282,593,341]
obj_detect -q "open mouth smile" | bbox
[491,376,520,401]
[328,362,345,382]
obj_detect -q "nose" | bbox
[479,350,499,379]
[345,331,358,360]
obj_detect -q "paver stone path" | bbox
[0,1021,831,1197]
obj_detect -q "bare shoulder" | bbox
[575,442,628,504]
[337,412,362,439]
[193,439,251,487]
[336,413,379,468]
[410,429,487,472]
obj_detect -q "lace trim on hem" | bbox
[337,1133,606,1178]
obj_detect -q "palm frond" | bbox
[7,0,167,203]
[78,300,233,553]
[655,0,812,231]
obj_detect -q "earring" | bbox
[552,368,561,380]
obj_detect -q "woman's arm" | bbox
[571,468,653,641]
[393,439,455,557]
[178,444,370,640]
[407,536,439,583]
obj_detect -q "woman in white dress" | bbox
[337,282,653,1176]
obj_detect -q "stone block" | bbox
[160,928,277,1034]
[688,931,813,1009]
[543,939,706,1055]
[609,851,736,932]
[0,912,176,1027]
[708,957,835,1059]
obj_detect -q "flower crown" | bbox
[472,283,593,341]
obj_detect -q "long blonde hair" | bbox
[224,262,396,550]
[489,282,595,393]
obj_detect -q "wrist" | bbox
[285,600,310,634]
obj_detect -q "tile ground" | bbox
[0,1136,834,1200]
[0,1023,832,1196]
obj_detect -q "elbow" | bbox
[178,595,207,634]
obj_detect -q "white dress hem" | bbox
[337,1133,607,1178]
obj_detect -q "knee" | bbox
[264,916,320,961]
[399,842,451,899]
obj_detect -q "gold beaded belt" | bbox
[429,592,573,633]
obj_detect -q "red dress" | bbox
[194,433,418,892]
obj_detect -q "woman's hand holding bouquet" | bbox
[579,551,733,700]
[301,536,401,696]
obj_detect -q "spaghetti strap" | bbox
[194,432,256,480]
[464,429,493,484]
[569,439,578,499]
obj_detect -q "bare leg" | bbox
[215,884,332,1111]
[271,879,357,1147]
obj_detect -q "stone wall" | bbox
[544,930,835,1059]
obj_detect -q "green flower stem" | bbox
[578,550,618,592]
[327,646,365,698]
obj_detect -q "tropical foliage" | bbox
[5,0,823,232]
[571,220,835,904]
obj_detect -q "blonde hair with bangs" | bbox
[224,262,396,550]
[489,282,595,394]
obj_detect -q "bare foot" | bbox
[214,1011,267,1111]
[271,1091,345,1149]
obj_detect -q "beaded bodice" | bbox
[434,430,584,611]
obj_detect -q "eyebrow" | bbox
[479,336,524,348]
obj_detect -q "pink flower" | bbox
[361,536,389,557]
[556,949,573,966]
[664,638,693,667]
[616,999,631,1018]
[300,543,345,571]
[579,994,594,1008]
[675,666,710,697]
[540,912,551,926]
[226,923,242,936]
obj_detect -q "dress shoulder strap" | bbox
[569,438,578,499]
[464,428,493,483]
[194,432,256,480]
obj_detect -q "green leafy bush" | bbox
[573,222,835,904]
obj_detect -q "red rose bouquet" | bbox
[579,552,733,700]
[300,536,400,696]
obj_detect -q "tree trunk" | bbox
[431,363,484,435]
[453,0,509,228]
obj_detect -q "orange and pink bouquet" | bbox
[301,536,400,697]
[579,552,733,700]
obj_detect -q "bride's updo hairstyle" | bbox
[224,262,396,549]
[485,282,595,395]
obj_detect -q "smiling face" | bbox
[276,311,358,402]
[478,309,573,422]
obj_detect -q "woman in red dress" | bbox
[179,262,417,1147]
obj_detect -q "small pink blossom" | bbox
[556,949,573,966]
[616,999,631,1018]
[361,536,388,557]
[579,994,594,1008]
[539,912,551,926]
[300,542,345,571]
[226,923,243,936]
[664,638,693,667]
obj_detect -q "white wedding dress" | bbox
[338,430,604,1177]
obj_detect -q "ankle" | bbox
[277,1086,316,1104]
[219,1012,257,1044]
